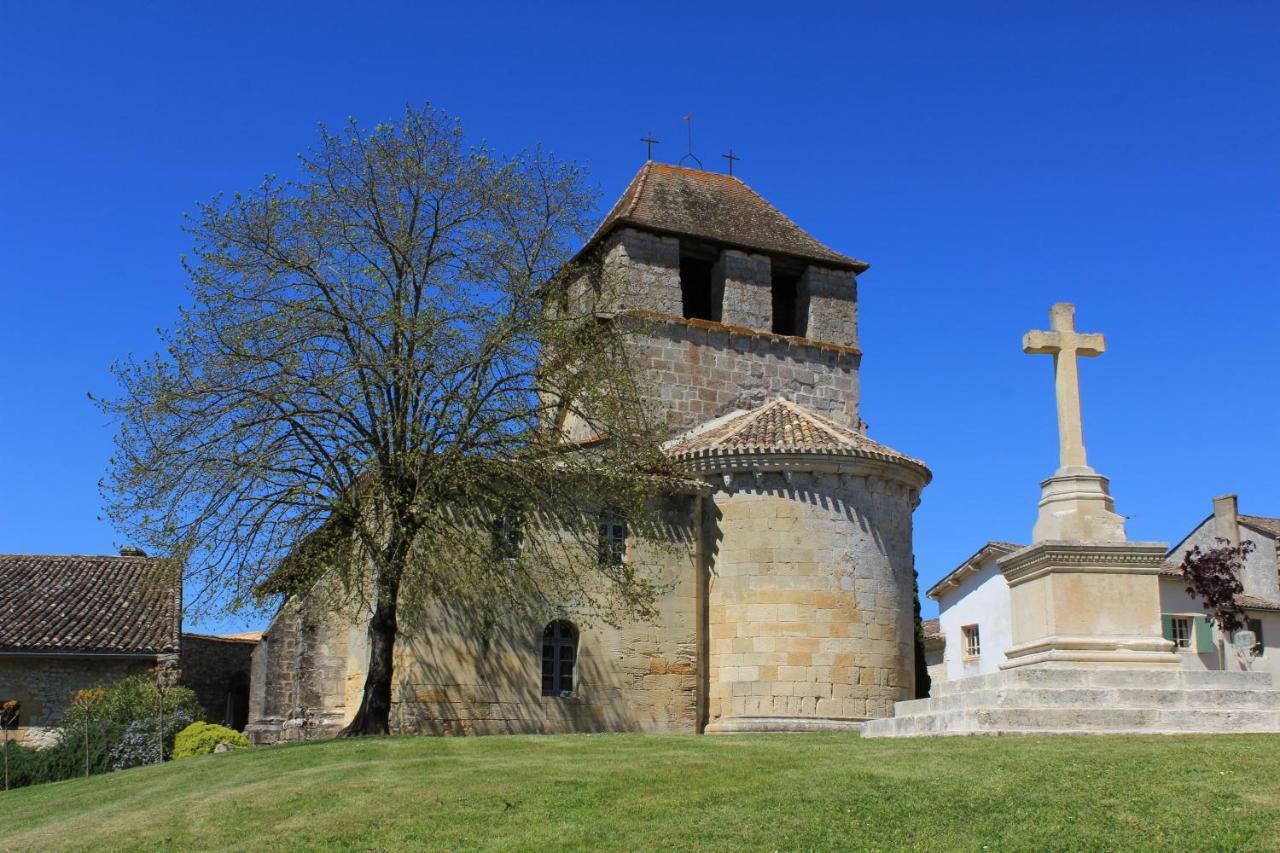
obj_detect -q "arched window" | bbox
[541,620,578,697]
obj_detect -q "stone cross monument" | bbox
[1022,303,1126,542]
[1024,302,1103,472]
[998,302,1177,669]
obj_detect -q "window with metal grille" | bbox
[541,620,578,697]
[961,624,981,658]
[598,510,626,567]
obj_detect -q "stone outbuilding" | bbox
[0,550,181,746]
[247,161,929,742]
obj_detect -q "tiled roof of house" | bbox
[663,398,928,478]
[0,554,181,655]
[580,162,868,272]
[1158,565,1280,611]
[926,541,1023,601]
[1240,515,1280,538]
[1237,594,1280,612]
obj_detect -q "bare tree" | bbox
[100,105,672,735]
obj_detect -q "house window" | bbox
[961,625,980,659]
[771,271,806,336]
[598,510,626,567]
[491,506,523,561]
[1169,616,1193,649]
[1235,618,1264,655]
[541,620,578,697]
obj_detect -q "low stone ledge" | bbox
[705,716,865,734]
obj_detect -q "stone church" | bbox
[246,162,930,743]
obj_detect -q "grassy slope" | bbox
[3,733,1280,851]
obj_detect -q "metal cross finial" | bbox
[640,132,659,161]
[722,147,740,176]
[679,114,703,169]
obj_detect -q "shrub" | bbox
[173,722,250,759]
[5,672,203,789]
[110,710,195,770]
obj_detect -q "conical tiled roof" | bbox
[578,162,867,272]
[664,398,928,478]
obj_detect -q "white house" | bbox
[925,495,1280,691]
[925,541,1020,683]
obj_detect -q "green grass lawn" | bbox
[3,733,1280,851]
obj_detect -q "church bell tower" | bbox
[575,162,931,731]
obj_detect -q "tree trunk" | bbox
[340,569,401,736]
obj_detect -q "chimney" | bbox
[119,546,148,558]
[1212,494,1239,546]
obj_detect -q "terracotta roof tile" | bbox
[0,554,180,655]
[582,163,868,272]
[664,398,928,476]
[925,541,1023,600]
[1241,515,1280,538]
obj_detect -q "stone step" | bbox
[893,685,1280,719]
[864,706,1280,738]
[930,667,1273,698]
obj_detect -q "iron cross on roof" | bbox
[722,147,740,176]
[640,132,659,161]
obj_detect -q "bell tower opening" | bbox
[770,258,808,337]
[679,241,720,322]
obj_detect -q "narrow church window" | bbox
[679,252,715,321]
[961,624,980,658]
[771,271,806,336]
[598,509,627,567]
[541,620,578,696]
[491,506,523,561]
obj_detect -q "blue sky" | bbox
[1,2,1277,631]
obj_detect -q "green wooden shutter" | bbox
[1161,614,1174,641]
[1194,615,1217,653]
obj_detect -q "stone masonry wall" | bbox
[0,656,154,746]
[389,496,701,735]
[180,635,256,729]
[246,589,366,745]
[802,266,858,349]
[623,315,861,434]
[573,228,860,353]
[596,228,683,315]
[714,250,772,330]
[247,496,703,740]
[706,470,918,725]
